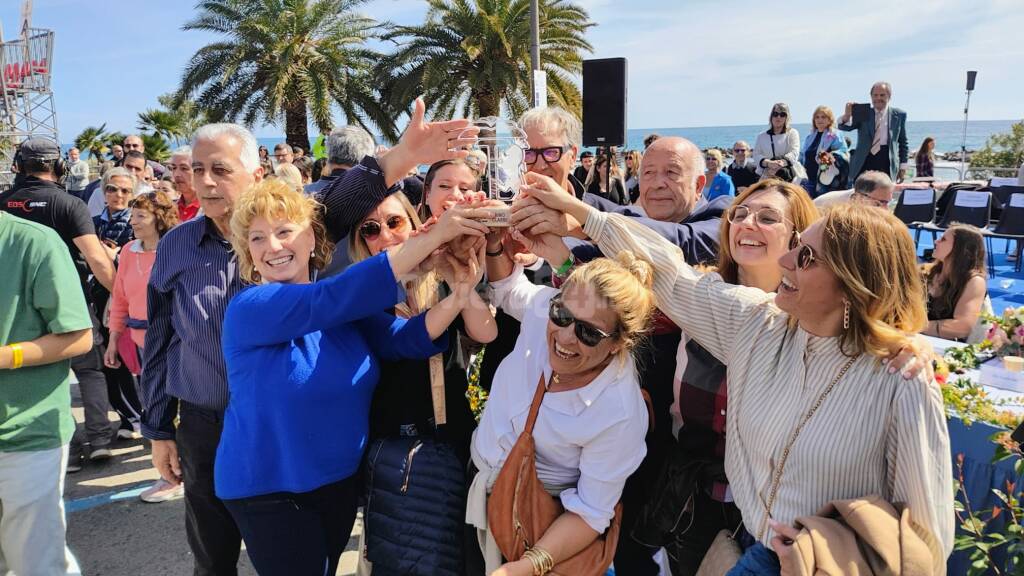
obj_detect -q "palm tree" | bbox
[377,0,594,121]
[74,124,110,161]
[177,0,397,150]
[138,109,186,147]
[158,93,208,142]
[141,133,171,163]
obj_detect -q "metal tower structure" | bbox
[0,1,59,191]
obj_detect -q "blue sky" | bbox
[2,0,1021,142]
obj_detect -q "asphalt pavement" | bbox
[65,382,361,575]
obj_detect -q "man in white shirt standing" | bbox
[65,148,90,198]
[839,81,909,185]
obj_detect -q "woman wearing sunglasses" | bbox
[517,183,953,575]
[753,103,806,184]
[103,190,182,502]
[348,188,497,573]
[642,180,818,575]
[216,179,491,574]
[468,233,656,576]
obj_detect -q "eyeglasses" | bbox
[128,191,170,209]
[358,214,409,240]
[104,185,133,195]
[548,296,618,347]
[733,148,749,153]
[853,191,890,208]
[524,145,570,165]
[728,205,789,227]
[792,231,818,270]
[123,143,142,150]
[771,112,788,118]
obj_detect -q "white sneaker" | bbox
[89,446,112,461]
[139,479,185,503]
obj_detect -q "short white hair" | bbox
[519,107,581,150]
[171,145,192,160]
[327,126,375,167]
[192,123,260,173]
[101,166,138,192]
[871,81,892,97]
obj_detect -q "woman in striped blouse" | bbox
[516,176,954,574]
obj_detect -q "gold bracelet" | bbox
[521,549,543,575]
[532,546,555,573]
[523,547,554,575]
[9,343,24,370]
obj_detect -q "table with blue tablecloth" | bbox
[927,336,1024,575]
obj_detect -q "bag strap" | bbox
[524,374,548,436]
[770,134,777,158]
[756,355,857,541]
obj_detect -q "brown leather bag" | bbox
[487,375,622,576]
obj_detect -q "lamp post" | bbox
[529,0,545,107]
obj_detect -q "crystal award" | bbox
[456,116,529,227]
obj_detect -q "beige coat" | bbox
[781,495,945,576]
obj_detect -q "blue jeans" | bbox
[725,542,780,575]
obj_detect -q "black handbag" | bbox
[363,355,468,576]
[767,134,797,182]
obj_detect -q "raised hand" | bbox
[510,227,570,268]
[430,204,493,244]
[378,97,480,186]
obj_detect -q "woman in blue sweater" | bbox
[216,179,492,575]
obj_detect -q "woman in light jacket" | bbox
[800,106,850,198]
[753,103,806,184]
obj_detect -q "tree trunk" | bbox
[284,101,311,152]
[475,89,501,119]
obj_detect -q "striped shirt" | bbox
[139,157,396,440]
[582,209,954,557]
[139,216,240,440]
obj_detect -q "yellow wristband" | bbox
[9,343,24,370]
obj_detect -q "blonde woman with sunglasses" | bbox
[518,177,953,575]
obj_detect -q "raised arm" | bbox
[518,174,776,365]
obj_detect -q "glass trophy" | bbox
[456,117,529,227]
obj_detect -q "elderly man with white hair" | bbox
[139,100,478,573]
[839,81,909,184]
[304,125,376,197]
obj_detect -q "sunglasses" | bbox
[728,204,789,227]
[128,191,171,209]
[792,231,818,270]
[548,296,618,347]
[733,148,749,153]
[524,145,570,165]
[104,185,133,195]
[359,214,409,240]
[771,111,788,118]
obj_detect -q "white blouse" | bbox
[474,267,649,533]
[582,210,954,556]
[753,127,807,181]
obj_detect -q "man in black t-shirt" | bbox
[0,138,117,471]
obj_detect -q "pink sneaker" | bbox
[139,479,184,503]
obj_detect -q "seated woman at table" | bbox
[921,224,988,341]
[216,179,491,574]
[517,177,954,574]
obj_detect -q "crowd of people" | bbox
[0,80,1000,576]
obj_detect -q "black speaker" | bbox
[966,70,978,91]
[582,58,627,147]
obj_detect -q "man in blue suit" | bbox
[839,81,908,185]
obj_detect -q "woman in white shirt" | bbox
[516,182,954,575]
[469,240,656,576]
[753,103,806,184]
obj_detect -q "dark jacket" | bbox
[586,176,626,205]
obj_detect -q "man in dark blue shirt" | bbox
[140,99,479,574]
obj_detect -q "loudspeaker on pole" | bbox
[582,58,628,148]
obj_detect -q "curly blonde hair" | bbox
[229,179,334,285]
[561,251,658,354]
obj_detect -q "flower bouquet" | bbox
[816,150,835,167]
[983,306,1024,357]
